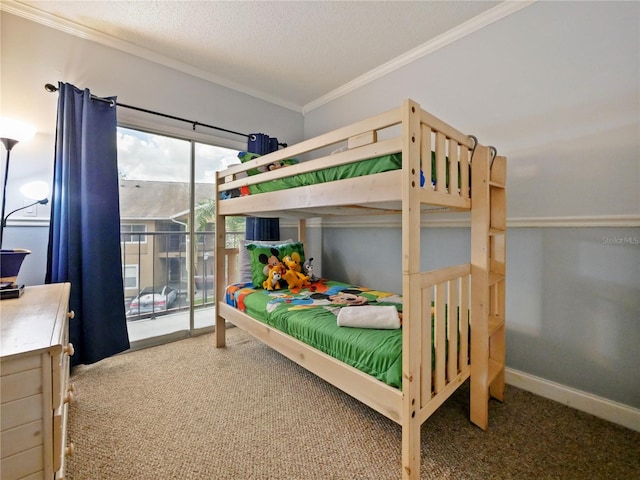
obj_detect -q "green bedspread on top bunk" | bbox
[229,151,460,198]
[247,153,403,195]
[225,280,404,388]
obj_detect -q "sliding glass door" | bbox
[117,127,241,347]
[192,143,245,330]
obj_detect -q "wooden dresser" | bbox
[1,283,74,480]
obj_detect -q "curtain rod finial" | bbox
[44,83,58,93]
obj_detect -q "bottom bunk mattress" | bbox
[225,280,404,389]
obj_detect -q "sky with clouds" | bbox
[117,127,240,183]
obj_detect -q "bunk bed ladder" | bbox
[470,146,507,430]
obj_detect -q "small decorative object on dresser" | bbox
[0,283,75,480]
[0,249,31,299]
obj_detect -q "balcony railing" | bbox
[122,230,244,321]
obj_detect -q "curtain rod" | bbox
[44,83,286,146]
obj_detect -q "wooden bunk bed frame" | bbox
[214,99,507,479]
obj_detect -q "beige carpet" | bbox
[66,327,640,479]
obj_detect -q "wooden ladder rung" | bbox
[488,358,503,386]
[488,272,505,286]
[488,315,505,336]
[490,259,505,275]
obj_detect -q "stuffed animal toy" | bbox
[281,252,309,289]
[302,257,318,282]
[260,248,284,278]
[268,161,284,171]
[282,267,309,290]
[282,252,302,273]
[263,264,285,291]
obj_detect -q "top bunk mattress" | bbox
[225,153,402,198]
[224,151,458,199]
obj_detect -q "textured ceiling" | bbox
[11,0,502,111]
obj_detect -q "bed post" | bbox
[297,218,306,245]
[214,173,227,348]
[401,99,422,479]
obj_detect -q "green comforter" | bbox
[248,154,403,194]
[244,151,461,195]
[225,280,403,388]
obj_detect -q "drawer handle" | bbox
[64,390,74,404]
[63,343,75,356]
[68,310,75,320]
[65,443,75,457]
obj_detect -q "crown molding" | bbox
[4,0,535,116]
[303,0,537,114]
[1,1,302,113]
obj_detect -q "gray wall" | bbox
[1,224,50,284]
[302,1,640,408]
[1,12,304,285]
[304,1,639,220]
[506,227,639,406]
[315,226,639,409]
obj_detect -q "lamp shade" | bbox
[20,181,50,201]
[0,117,36,143]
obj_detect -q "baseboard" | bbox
[505,368,640,432]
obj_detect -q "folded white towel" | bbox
[337,305,401,330]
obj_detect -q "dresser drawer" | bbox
[53,401,72,476]
[52,311,74,477]
[52,311,73,411]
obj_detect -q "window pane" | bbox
[118,127,190,182]
[118,128,190,336]
[123,265,138,289]
[193,143,241,328]
[121,223,147,243]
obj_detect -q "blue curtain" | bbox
[245,133,280,241]
[46,82,129,366]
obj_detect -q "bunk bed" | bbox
[214,99,507,479]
